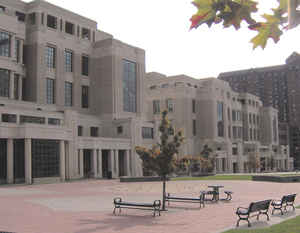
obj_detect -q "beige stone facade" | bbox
[145,73,293,173]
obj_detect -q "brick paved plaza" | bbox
[0,179,299,233]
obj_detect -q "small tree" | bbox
[248,153,260,172]
[136,110,184,210]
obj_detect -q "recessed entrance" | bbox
[0,139,7,183]
[83,149,92,178]
[14,139,25,183]
[119,150,126,177]
[102,150,110,178]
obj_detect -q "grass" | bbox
[171,175,252,181]
[222,215,300,233]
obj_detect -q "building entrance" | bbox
[14,139,25,183]
[0,139,7,183]
[83,149,92,178]
[118,150,126,177]
[102,150,110,178]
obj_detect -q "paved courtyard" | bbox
[0,179,300,233]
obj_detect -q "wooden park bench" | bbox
[113,197,161,217]
[235,199,272,227]
[271,194,297,215]
[165,192,205,208]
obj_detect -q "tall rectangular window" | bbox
[192,99,196,113]
[65,50,73,72]
[0,31,11,57]
[90,127,99,137]
[193,119,196,136]
[64,82,72,107]
[153,100,160,114]
[142,127,154,139]
[14,74,19,100]
[217,101,224,137]
[46,78,55,104]
[0,69,10,97]
[47,15,57,29]
[82,85,89,108]
[65,21,74,35]
[15,39,20,62]
[166,99,174,112]
[78,126,83,136]
[123,60,136,112]
[45,46,55,68]
[81,55,89,76]
[29,13,36,25]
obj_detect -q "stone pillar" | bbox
[79,149,84,178]
[25,138,32,184]
[60,140,65,182]
[18,77,22,100]
[7,139,14,184]
[125,150,131,176]
[10,35,15,60]
[9,72,14,99]
[98,149,102,178]
[19,40,24,64]
[92,149,97,178]
[114,150,119,178]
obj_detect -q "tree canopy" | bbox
[190,0,300,49]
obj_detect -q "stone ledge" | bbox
[252,175,300,183]
[120,176,170,182]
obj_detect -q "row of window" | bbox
[46,79,89,108]
[45,46,89,76]
[150,82,198,90]
[1,113,61,125]
[153,99,174,114]
[0,69,22,99]
[0,31,23,62]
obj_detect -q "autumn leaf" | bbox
[250,14,283,49]
[190,0,217,29]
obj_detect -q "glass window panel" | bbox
[123,60,136,112]
[46,78,55,104]
[0,69,10,97]
[64,81,72,106]
[0,31,10,57]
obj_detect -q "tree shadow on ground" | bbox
[74,213,187,233]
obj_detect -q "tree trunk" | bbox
[162,175,166,211]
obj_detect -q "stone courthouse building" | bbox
[0,0,293,185]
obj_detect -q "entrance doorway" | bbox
[102,150,110,178]
[0,139,7,183]
[14,139,25,183]
[83,149,92,178]
[119,150,126,177]
[233,162,238,173]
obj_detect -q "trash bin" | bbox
[108,171,112,179]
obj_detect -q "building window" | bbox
[192,99,196,113]
[2,114,17,123]
[20,115,45,124]
[232,147,238,155]
[217,101,224,137]
[233,126,237,139]
[0,69,10,97]
[0,5,6,12]
[47,15,57,29]
[45,46,56,68]
[193,119,196,136]
[48,118,60,125]
[117,126,123,135]
[41,13,44,25]
[64,82,72,107]
[81,55,89,76]
[15,11,26,22]
[14,74,19,100]
[273,117,278,142]
[65,21,74,35]
[90,127,99,137]
[228,125,231,138]
[78,126,83,136]
[81,85,89,108]
[28,13,36,25]
[153,100,160,114]
[81,27,90,40]
[64,50,73,72]
[46,78,55,104]
[0,31,10,57]
[15,39,20,62]
[123,60,136,112]
[166,99,174,112]
[232,110,236,121]
[249,113,252,124]
[142,127,153,139]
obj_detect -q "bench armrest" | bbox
[114,197,122,204]
[236,207,248,211]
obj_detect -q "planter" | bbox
[252,175,300,183]
[120,176,170,183]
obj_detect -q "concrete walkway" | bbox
[0,179,299,233]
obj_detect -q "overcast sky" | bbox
[24,0,300,78]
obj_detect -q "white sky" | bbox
[24,0,300,78]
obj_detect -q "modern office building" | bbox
[0,0,155,184]
[145,73,293,173]
[219,52,300,167]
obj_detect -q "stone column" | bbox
[92,149,97,178]
[25,138,32,184]
[60,140,65,182]
[9,72,14,99]
[79,149,84,178]
[18,77,22,100]
[7,139,14,184]
[125,150,131,176]
[19,40,24,64]
[10,35,15,60]
[98,149,102,178]
[114,150,119,178]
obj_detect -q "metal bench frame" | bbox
[236,199,272,227]
[165,192,205,208]
[113,197,161,217]
[271,194,297,215]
